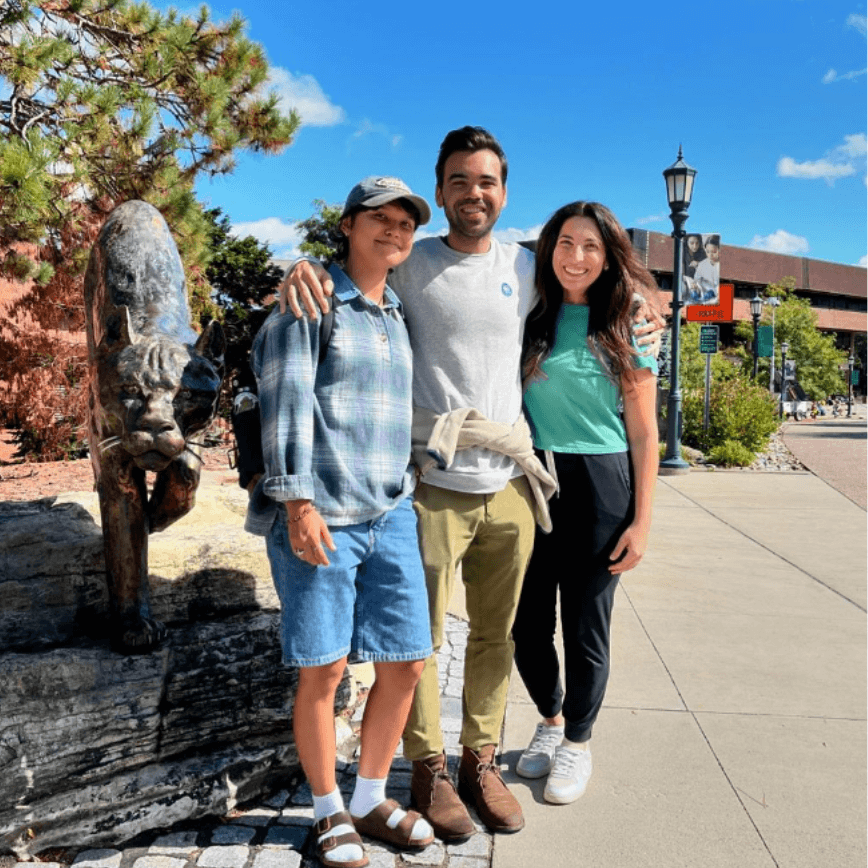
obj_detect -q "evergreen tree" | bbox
[0,0,298,459]
[296,199,343,261]
[203,207,283,399]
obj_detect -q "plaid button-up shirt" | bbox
[244,263,415,536]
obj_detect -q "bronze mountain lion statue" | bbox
[85,200,225,654]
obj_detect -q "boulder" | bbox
[0,475,351,859]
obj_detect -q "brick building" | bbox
[628,229,867,357]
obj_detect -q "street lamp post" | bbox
[767,296,781,392]
[659,146,697,475]
[780,340,789,419]
[847,353,855,417]
[750,294,763,379]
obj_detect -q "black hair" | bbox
[434,126,508,189]
[331,198,421,265]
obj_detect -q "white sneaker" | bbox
[516,722,565,779]
[543,745,592,804]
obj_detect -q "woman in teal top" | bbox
[512,201,659,805]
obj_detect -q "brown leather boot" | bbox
[457,744,524,833]
[410,751,475,843]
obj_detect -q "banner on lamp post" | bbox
[682,233,720,306]
[756,325,773,358]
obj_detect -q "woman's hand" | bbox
[287,501,336,566]
[608,521,649,574]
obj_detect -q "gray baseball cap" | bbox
[342,176,431,226]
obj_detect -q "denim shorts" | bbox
[265,496,433,668]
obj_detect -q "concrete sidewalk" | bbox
[492,470,867,868]
[782,413,867,510]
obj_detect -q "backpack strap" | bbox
[317,299,335,364]
[231,303,336,490]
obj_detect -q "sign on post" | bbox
[699,324,719,354]
[756,325,773,358]
[686,283,734,323]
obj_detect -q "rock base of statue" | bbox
[0,480,352,859]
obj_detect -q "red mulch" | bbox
[0,429,235,502]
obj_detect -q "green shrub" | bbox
[682,375,778,454]
[706,439,756,467]
[658,441,691,462]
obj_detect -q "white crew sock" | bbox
[349,775,387,818]
[350,775,432,843]
[313,788,363,865]
[313,788,345,820]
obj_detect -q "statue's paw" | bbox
[110,615,167,655]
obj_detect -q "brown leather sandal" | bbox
[313,810,368,868]
[352,798,435,850]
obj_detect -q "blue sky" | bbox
[173,1,865,267]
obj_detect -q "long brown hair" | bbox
[524,201,658,380]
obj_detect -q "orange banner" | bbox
[686,283,733,322]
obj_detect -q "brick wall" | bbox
[635,229,866,300]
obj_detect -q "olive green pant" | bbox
[402,476,537,760]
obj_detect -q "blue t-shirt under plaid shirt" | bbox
[244,263,415,535]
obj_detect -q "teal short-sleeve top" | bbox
[523,304,657,454]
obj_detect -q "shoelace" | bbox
[475,759,504,786]
[549,748,589,780]
[526,725,563,757]
[426,764,455,799]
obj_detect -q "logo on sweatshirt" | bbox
[501,282,513,297]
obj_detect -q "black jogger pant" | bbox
[512,450,634,744]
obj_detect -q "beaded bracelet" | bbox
[289,504,314,523]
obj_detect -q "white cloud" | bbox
[833,132,868,158]
[349,119,403,149]
[858,254,867,268]
[493,224,544,244]
[747,230,810,255]
[413,225,446,242]
[821,67,867,83]
[634,213,667,225]
[266,67,346,127]
[777,156,856,181]
[777,133,866,184]
[821,16,867,82]
[232,217,304,258]
[847,13,867,36]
